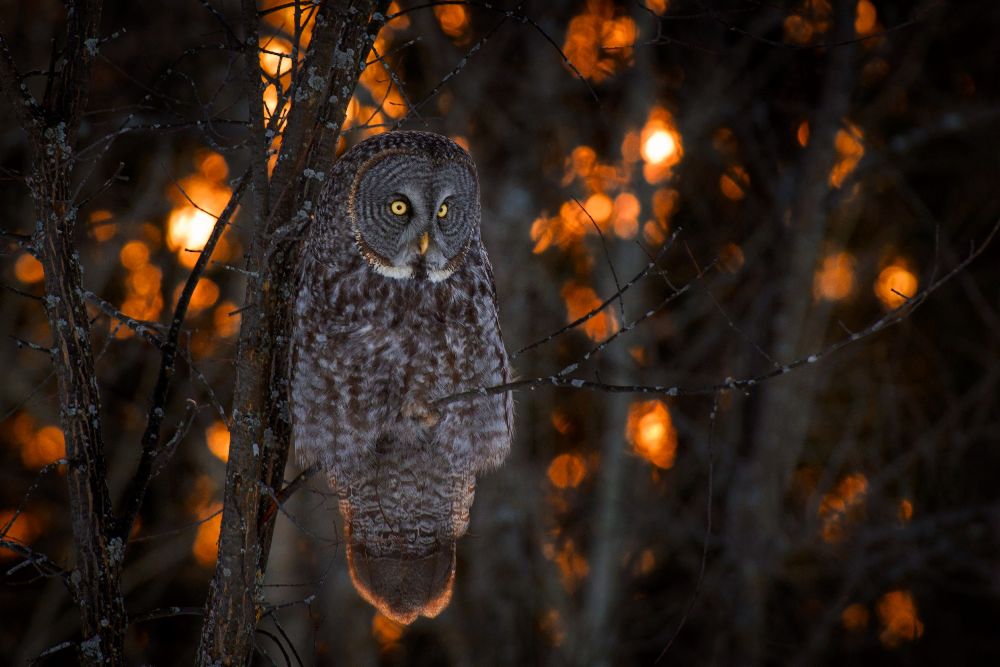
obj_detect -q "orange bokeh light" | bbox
[877,590,924,647]
[434,5,470,39]
[819,472,868,542]
[14,254,44,284]
[875,261,918,309]
[829,123,864,188]
[563,1,637,82]
[842,603,870,632]
[167,151,233,269]
[21,425,66,469]
[855,0,877,36]
[547,454,587,489]
[719,165,750,201]
[543,539,589,591]
[205,421,230,463]
[813,251,856,301]
[214,301,241,338]
[561,281,618,341]
[583,193,613,225]
[797,120,810,147]
[192,502,223,567]
[640,108,683,183]
[612,192,640,238]
[119,240,150,271]
[898,498,914,522]
[174,278,220,316]
[372,612,405,648]
[0,509,42,560]
[90,209,117,241]
[626,400,677,469]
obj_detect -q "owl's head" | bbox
[346,132,480,282]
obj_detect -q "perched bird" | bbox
[291,131,513,624]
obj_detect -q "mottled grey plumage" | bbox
[291,131,513,624]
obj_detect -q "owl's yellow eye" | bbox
[390,200,408,216]
[437,202,449,219]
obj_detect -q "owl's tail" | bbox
[346,540,456,625]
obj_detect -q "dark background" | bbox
[1,0,998,664]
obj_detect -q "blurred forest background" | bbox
[1,0,999,665]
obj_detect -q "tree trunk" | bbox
[196,2,387,664]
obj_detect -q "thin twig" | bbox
[512,229,681,359]
[438,219,999,405]
[117,168,250,540]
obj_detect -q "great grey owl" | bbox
[291,131,513,624]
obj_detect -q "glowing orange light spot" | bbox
[842,603,870,632]
[261,0,314,47]
[547,454,587,489]
[119,241,150,270]
[259,38,293,79]
[90,209,117,241]
[720,243,745,273]
[855,0,877,35]
[813,251,856,301]
[783,0,831,44]
[544,539,589,591]
[551,410,573,435]
[570,146,597,180]
[620,130,641,163]
[640,108,683,183]
[205,421,230,463]
[829,123,864,188]
[214,301,241,338]
[626,400,677,469]
[819,472,868,542]
[175,278,220,315]
[783,15,814,44]
[646,0,670,13]
[192,502,223,567]
[720,165,750,201]
[563,1,636,82]
[21,425,66,469]
[643,220,665,245]
[14,254,44,284]
[797,120,810,147]
[167,151,234,268]
[651,188,679,228]
[628,345,646,365]
[583,193,613,225]
[541,609,565,647]
[601,16,637,52]
[561,281,618,341]
[434,5,470,39]
[875,261,918,309]
[0,509,42,560]
[372,612,405,648]
[128,265,163,299]
[386,2,409,29]
[642,130,676,165]
[636,548,656,575]
[898,498,913,522]
[877,590,924,647]
[612,192,640,238]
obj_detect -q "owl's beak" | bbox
[418,232,430,256]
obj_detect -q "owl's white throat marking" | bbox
[427,267,455,283]
[372,263,415,280]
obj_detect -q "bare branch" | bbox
[439,219,999,405]
[117,168,249,542]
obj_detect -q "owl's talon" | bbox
[401,398,441,428]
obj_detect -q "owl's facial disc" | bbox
[350,152,479,282]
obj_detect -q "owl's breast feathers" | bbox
[290,242,512,623]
